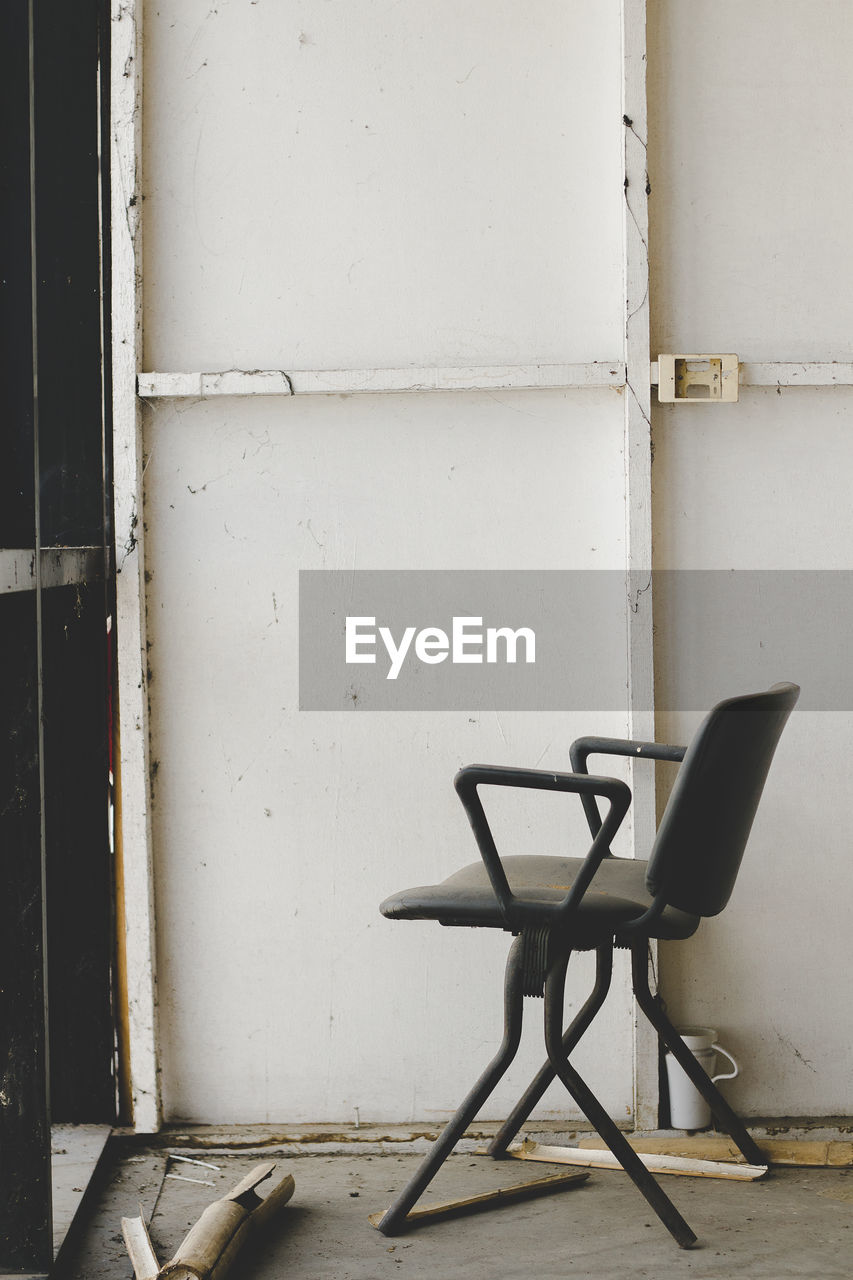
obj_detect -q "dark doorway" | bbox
[0,1,116,1271]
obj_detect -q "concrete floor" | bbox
[56,1140,853,1280]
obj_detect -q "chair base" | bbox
[377,935,759,1247]
[376,933,528,1236]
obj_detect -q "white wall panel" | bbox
[144,390,635,1123]
[652,390,853,1115]
[142,0,624,371]
[649,0,853,1117]
[653,391,853,573]
[648,0,853,362]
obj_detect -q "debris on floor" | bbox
[56,1139,853,1280]
[122,1161,294,1279]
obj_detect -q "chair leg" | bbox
[488,944,613,1158]
[630,943,765,1166]
[376,934,528,1235]
[544,954,697,1249]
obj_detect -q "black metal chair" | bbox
[376,683,800,1248]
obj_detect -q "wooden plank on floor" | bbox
[368,1171,589,1229]
[506,1140,766,1181]
[577,1136,853,1167]
[120,1215,160,1280]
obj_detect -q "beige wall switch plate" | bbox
[657,354,739,402]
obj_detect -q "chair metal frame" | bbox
[376,685,799,1248]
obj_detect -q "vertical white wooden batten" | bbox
[621,0,659,1130]
[111,0,161,1132]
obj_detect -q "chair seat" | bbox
[380,854,700,944]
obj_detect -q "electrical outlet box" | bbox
[657,354,739,403]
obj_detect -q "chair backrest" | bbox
[645,683,800,917]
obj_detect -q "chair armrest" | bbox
[569,737,687,769]
[569,737,687,839]
[453,764,632,931]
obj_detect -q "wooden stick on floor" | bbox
[368,1170,589,1229]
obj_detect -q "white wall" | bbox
[649,1,853,1115]
[139,0,630,1121]
[649,0,853,363]
[139,0,633,1125]
[135,0,853,1127]
[142,0,624,371]
[143,391,634,1123]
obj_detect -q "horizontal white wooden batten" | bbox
[650,361,853,389]
[137,362,853,400]
[136,364,626,398]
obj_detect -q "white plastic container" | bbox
[665,1026,739,1131]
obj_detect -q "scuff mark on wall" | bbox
[774,1030,817,1074]
[629,574,652,615]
